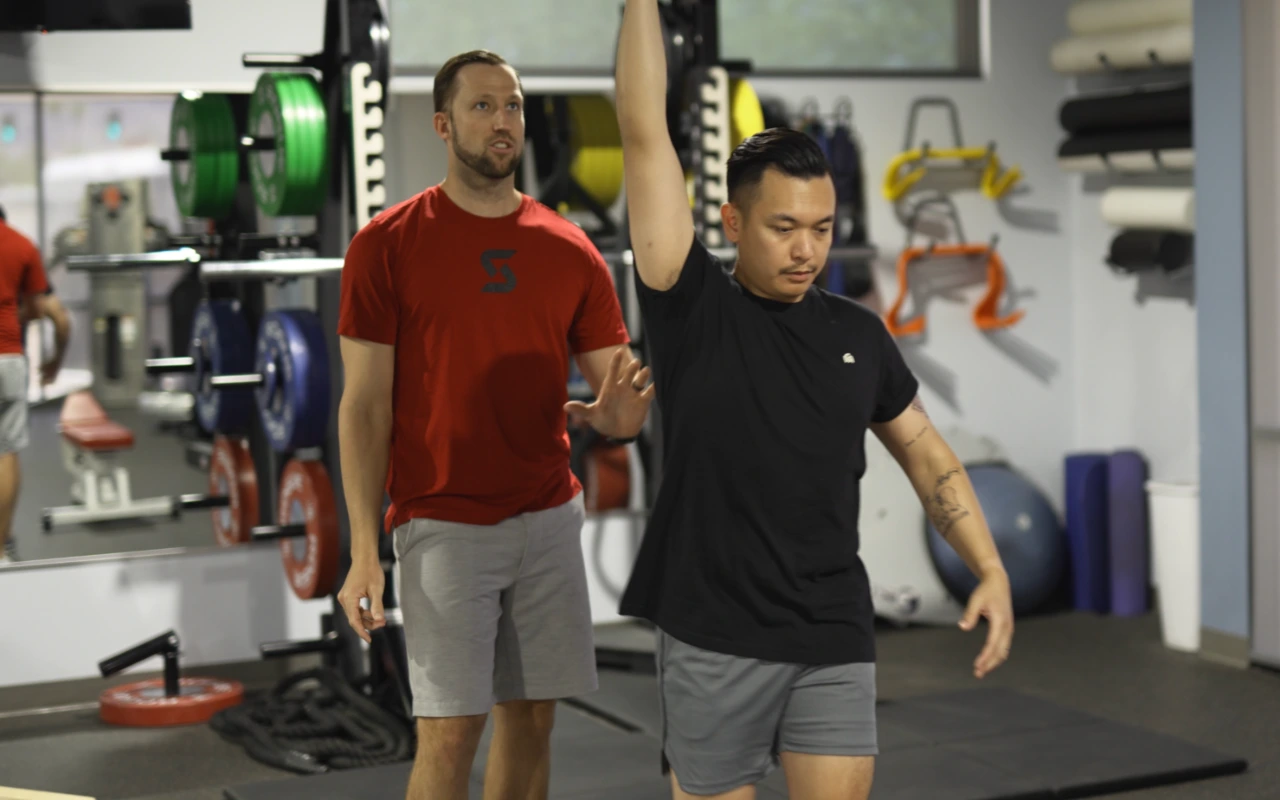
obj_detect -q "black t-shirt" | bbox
[619,237,919,665]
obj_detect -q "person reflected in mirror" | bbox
[0,205,71,566]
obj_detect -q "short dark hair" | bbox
[433,50,520,114]
[0,204,5,222]
[726,127,833,211]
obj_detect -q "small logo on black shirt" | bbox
[481,249,517,293]
[843,353,855,364]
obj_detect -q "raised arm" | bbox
[616,0,695,291]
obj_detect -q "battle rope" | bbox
[210,667,414,775]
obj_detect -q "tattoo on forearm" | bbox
[927,468,970,537]
[904,424,930,448]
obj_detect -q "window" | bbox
[720,0,981,75]
[389,0,624,74]
[388,0,981,77]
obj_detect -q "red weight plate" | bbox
[277,458,340,600]
[208,435,259,547]
[584,443,631,511]
[99,676,244,727]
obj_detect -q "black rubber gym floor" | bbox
[223,684,1245,800]
[0,612,1274,799]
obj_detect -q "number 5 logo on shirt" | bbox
[481,249,518,294]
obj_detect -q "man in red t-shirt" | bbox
[336,50,653,798]
[0,205,70,566]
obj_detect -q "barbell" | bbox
[164,72,330,221]
[147,300,331,454]
[192,434,340,601]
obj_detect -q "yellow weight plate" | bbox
[729,78,766,150]
[567,95,624,211]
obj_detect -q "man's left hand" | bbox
[564,348,655,440]
[960,568,1014,679]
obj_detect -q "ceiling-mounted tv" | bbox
[1,0,193,32]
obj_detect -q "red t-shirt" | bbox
[338,186,630,531]
[0,221,49,355]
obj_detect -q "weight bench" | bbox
[42,390,181,530]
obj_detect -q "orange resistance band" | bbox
[884,243,1025,337]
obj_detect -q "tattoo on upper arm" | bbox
[926,467,970,537]
[910,395,928,417]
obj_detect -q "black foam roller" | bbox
[1059,85,1191,136]
[1058,126,1192,159]
[1107,230,1194,273]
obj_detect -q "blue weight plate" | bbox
[254,309,331,453]
[191,300,256,434]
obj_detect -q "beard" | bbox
[452,133,522,181]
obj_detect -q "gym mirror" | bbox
[1,92,249,567]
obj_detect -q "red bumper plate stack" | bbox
[208,434,259,547]
[277,458,340,600]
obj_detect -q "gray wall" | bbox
[1195,0,1252,649]
[1245,0,1280,668]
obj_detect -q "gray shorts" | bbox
[656,629,877,795]
[392,492,597,718]
[0,356,28,455]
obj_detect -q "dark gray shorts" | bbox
[392,492,597,718]
[0,356,28,455]
[656,628,877,795]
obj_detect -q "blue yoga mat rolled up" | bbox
[1108,450,1150,616]
[1065,454,1111,613]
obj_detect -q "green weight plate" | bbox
[248,73,329,217]
[290,75,330,211]
[205,94,240,219]
[170,93,238,219]
[169,93,203,216]
[247,75,285,216]
[280,76,325,211]
[282,73,327,215]
[273,76,308,207]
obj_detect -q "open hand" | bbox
[564,348,655,440]
[960,569,1014,679]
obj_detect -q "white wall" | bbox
[1058,66,1198,486]
[0,544,328,688]
[0,0,326,92]
[1068,168,1198,485]
[0,513,641,689]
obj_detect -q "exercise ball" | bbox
[926,464,1066,615]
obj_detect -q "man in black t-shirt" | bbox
[614,3,1016,798]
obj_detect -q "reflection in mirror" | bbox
[4,93,219,567]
